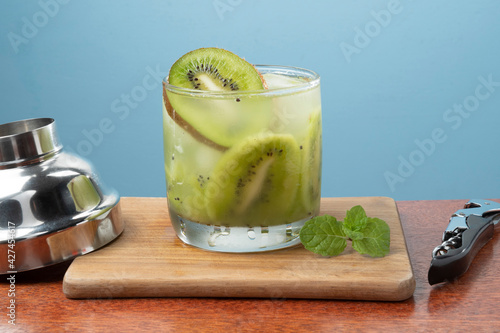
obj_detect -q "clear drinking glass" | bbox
[162,65,322,252]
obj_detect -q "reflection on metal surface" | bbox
[47,203,123,263]
[67,175,101,212]
[0,118,123,273]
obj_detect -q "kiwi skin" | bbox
[203,133,302,227]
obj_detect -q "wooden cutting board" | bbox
[63,197,415,301]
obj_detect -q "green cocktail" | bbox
[162,48,322,252]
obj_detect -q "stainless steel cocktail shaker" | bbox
[0,118,123,273]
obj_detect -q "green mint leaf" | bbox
[299,215,347,256]
[300,205,391,258]
[343,205,368,241]
[343,205,367,232]
[351,217,390,257]
[342,221,365,241]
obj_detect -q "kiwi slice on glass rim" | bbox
[164,48,269,149]
[168,48,266,91]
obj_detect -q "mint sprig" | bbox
[299,205,390,258]
[299,215,347,256]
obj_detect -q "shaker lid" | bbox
[0,118,123,273]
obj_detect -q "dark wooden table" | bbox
[2,199,499,332]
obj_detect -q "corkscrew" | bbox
[428,199,500,285]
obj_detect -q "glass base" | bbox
[170,213,309,253]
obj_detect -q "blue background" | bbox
[1,0,499,201]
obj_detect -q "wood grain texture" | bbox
[62,197,415,301]
[2,198,499,333]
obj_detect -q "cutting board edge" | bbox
[63,274,416,301]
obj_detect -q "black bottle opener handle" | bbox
[428,214,494,285]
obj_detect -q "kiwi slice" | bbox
[284,110,322,222]
[203,133,301,227]
[163,84,228,152]
[167,174,210,224]
[301,110,322,213]
[165,48,269,148]
[168,48,266,91]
